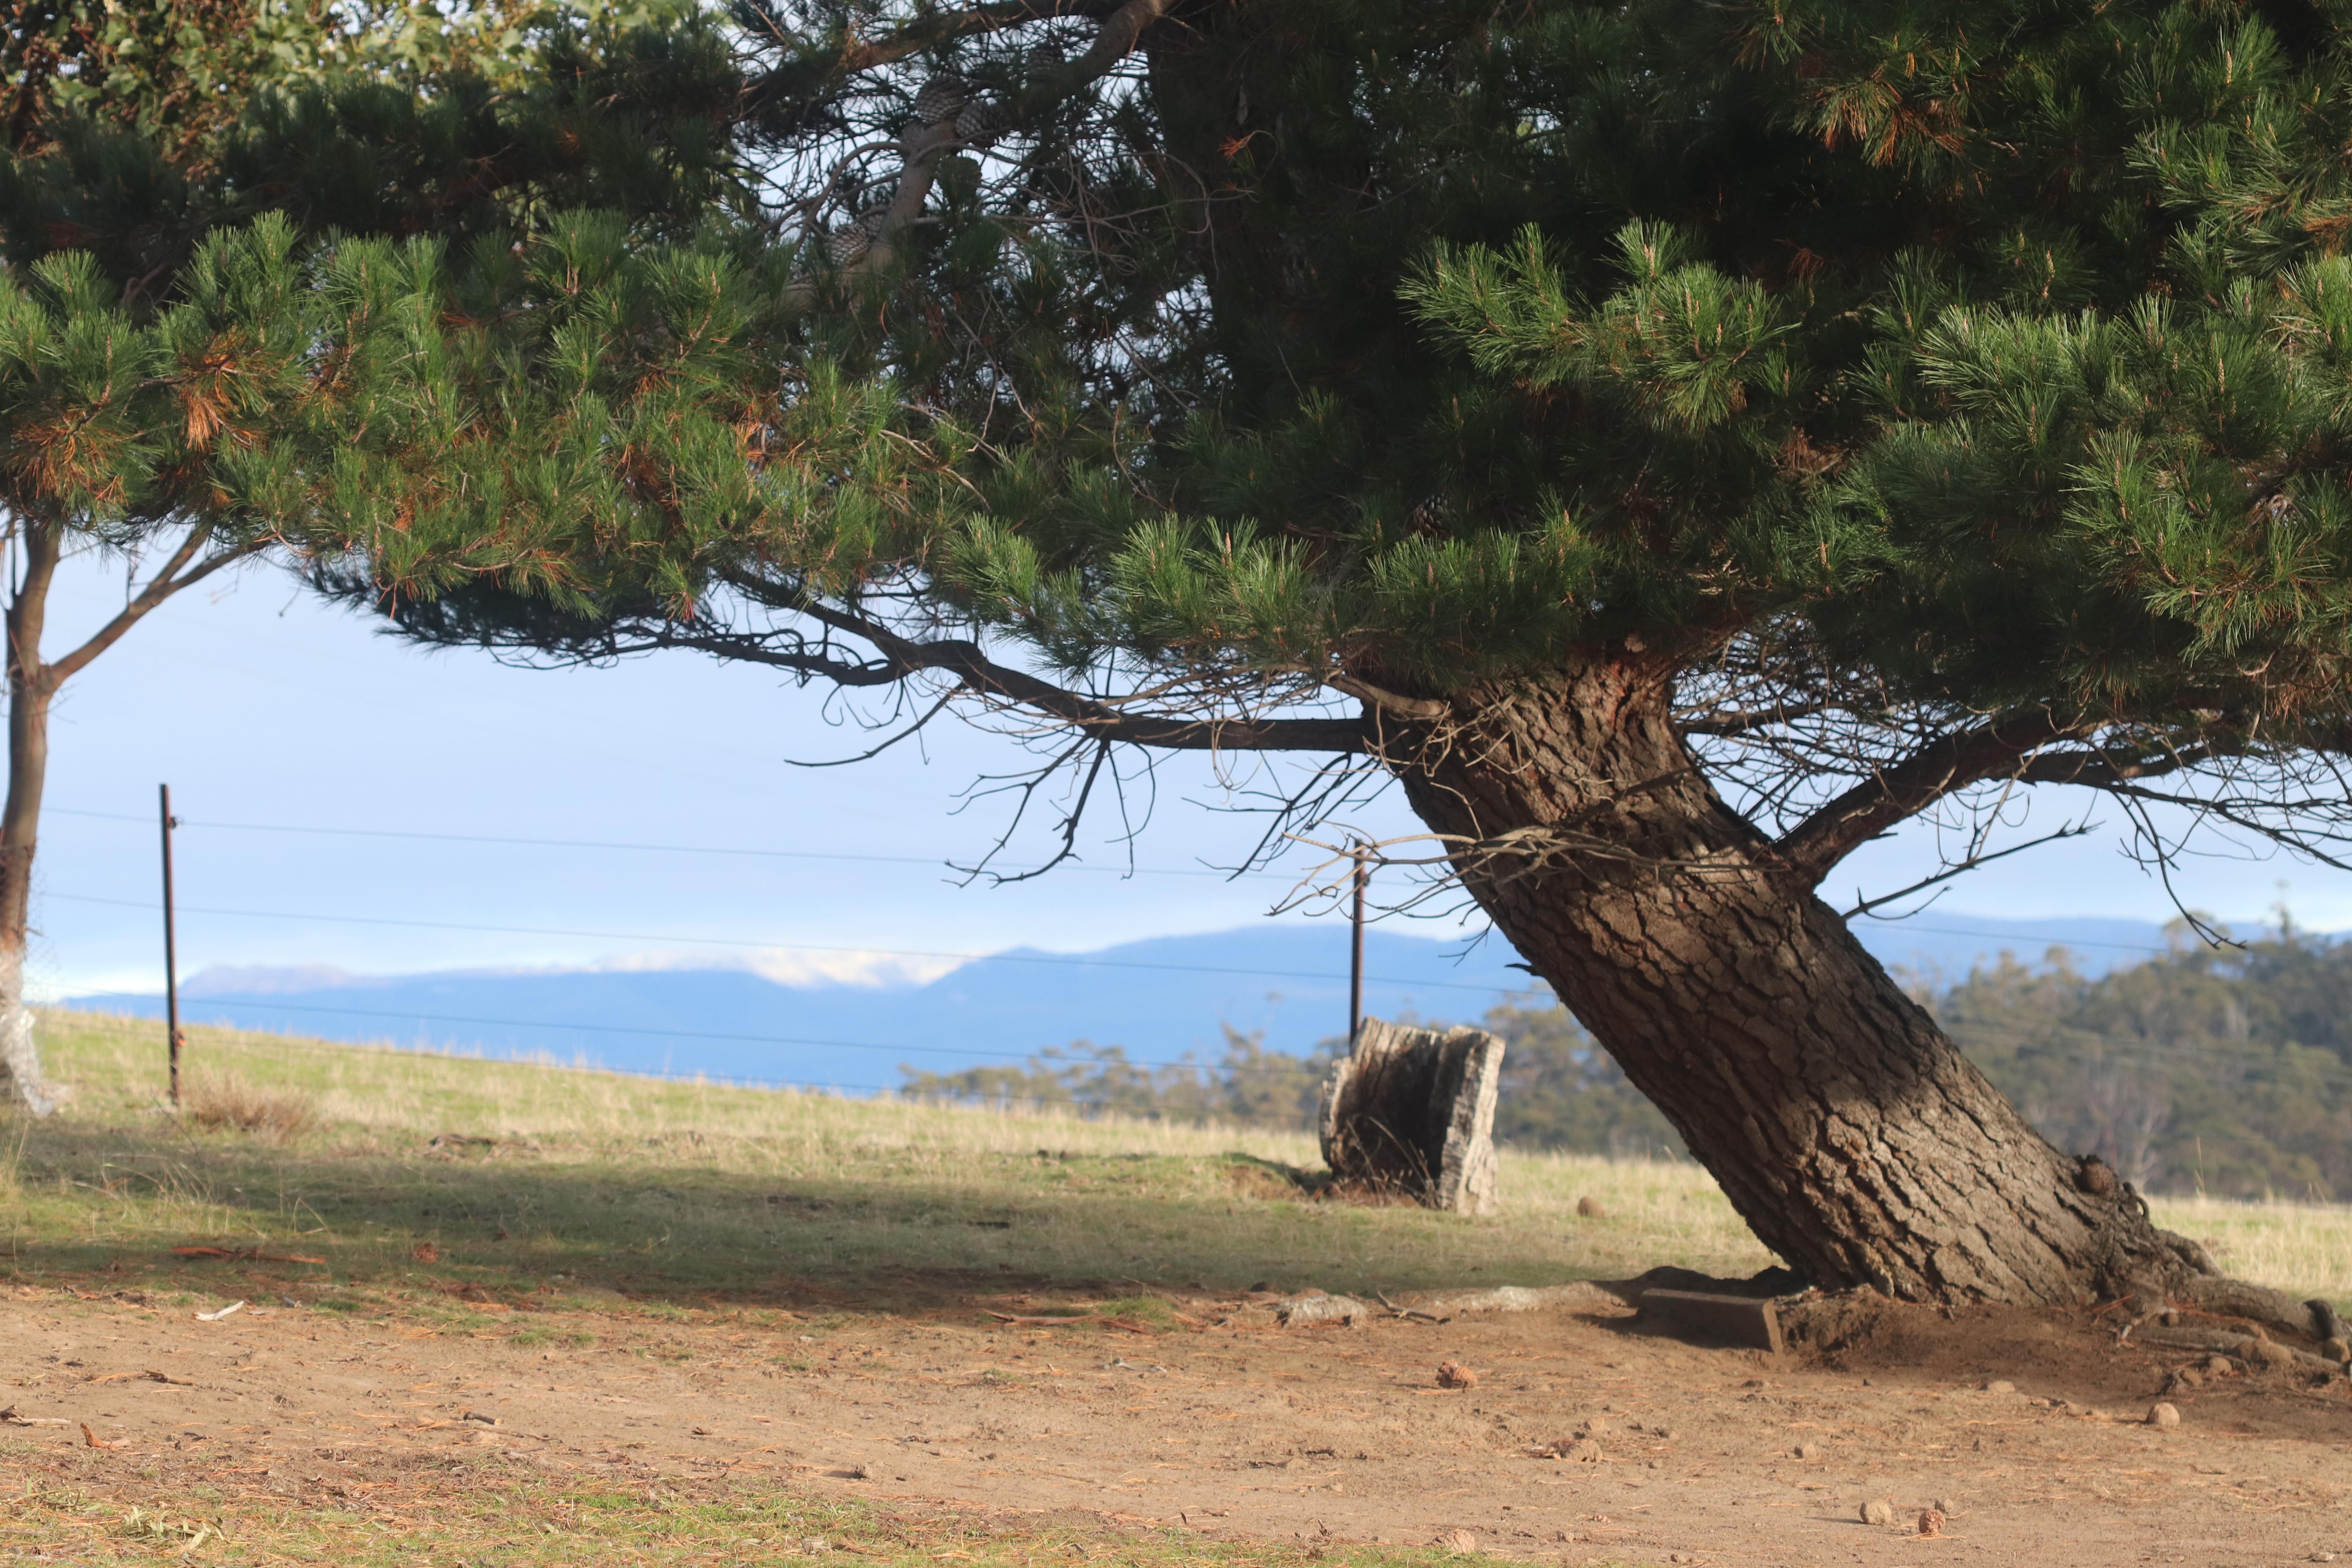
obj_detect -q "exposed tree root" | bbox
[2131,1323,2345,1376]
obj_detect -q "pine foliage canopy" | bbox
[264,0,2352,883]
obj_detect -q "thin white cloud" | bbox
[588,949,965,988]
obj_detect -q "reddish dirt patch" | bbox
[6,1282,2349,1563]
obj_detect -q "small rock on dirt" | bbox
[1576,1196,1607,1218]
[1917,1508,1947,1538]
[2147,1403,2181,1429]
[1983,1379,2014,1394]
[1436,1361,1478,1390]
[1932,1498,1955,1514]
[2250,1338,2298,1369]
[1436,1528,1478,1554]
[1792,1441,1820,1459]
[2205,1353,2238,1375]
[1860,1499,1895,1526]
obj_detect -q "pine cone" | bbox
[955,99,1009,144]
[912,74,967,126]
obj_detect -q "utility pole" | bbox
[1348,846,1367,1045]
[159,783,183,1106]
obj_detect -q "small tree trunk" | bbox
[0,520,60,1114]
[1389,654,2193,1306]
[1319,1018,1505,1215]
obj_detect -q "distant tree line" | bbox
[900,1030,1343,1130]
[904,926,2352,1202]
[896,1006,1682,1157]
[1931,926,2352,1201]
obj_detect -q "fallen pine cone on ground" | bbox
[1435,1361,1478,1390]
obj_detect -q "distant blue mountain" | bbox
[73,926,1531,1094]
[70,913,2177,1092]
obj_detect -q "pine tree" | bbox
[286,0,2352,1319]
[0,0,738,1110]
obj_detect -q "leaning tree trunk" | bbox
[1387,653,2193,1307]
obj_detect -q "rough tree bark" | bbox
[0,518,62,1114]
[1387,652,2204,1307]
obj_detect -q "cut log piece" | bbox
[1318,1017,1504,1215]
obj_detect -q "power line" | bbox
[43,806,1293,883]
[49,806,2244,961]
[1860,920,2174,956]
[43,891,1524,995]
[53,806,2225,960]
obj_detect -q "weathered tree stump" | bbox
[1318,1017,1504,1215]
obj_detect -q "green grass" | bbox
[4,1008,1785,1317]
[7,1008,2347,1316]
[12,1007,2352,1310]
[1,1462,1564,1567]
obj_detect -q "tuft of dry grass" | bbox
[2145,1192,2352,1304]
[178,1072,317,1141]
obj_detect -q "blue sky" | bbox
[26,548,2346,1001]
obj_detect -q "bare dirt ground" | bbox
[7,1279,2350,1566]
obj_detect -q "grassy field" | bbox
[6,1008,1792,1311]
[10,1007,2349,1308]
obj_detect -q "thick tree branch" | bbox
[48,526,272,686]
[644,613,1369,753]
[2011,741,2227,790]
[1772,709,2078,883]
[1326,672,1448,721]
[4,515,63,695]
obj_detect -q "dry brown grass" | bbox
[177,1072,316,1141]
[20,1007,2352,1307]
